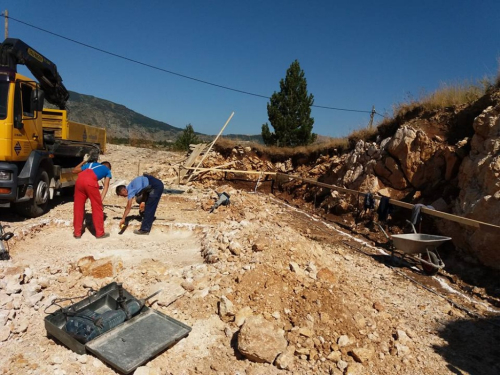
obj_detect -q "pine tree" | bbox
[173,124,200,151]
[261,60,316,147]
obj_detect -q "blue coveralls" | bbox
[127,174,164,232]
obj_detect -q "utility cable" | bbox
[3,14,382,117]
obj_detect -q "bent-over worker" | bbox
[72,159,112,239]
[116,174,164,235]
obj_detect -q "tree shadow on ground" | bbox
[434,316,500,375]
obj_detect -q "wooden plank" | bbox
[184,166,276,175]
[179,143,207,180]
[186,112,234,183]
[277,173,500,233]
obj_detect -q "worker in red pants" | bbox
[72,159,112,239]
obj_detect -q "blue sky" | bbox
[2,1,499,137]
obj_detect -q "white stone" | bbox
[337,335,350,347]
[0,325,10,341]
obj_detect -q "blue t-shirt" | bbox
[81,162,112,180]
[126,176,149,200]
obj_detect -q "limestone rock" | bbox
[235,306,253,326]
[218,295,235,322]
[228,241,242,256]
[180,281,195,292]
[327,350,342,362]
[237,315,287,364]
[350,347,374,363]
[337,335,350,347]
[289,262,305,278]
[275,345,295,370]
[395,329,411,345]
[0,325,10,341]
[346,362,365,374]
[394,342,410,357]
[298,327,314,337]
[337,359,348,371]
[452,103,500,268]
[5,281,21,295]
[77,256,123,278]
[252,239,267,252]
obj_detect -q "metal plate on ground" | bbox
[85,308,191,374]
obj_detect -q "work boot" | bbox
[96,233,110,239]
[133,229,149,235]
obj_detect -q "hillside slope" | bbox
[65,91,183,142]
[200,88,500,269]
[61,91,263,144]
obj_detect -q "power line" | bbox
[3,13,381,116]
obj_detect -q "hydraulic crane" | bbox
[0,38,106,217]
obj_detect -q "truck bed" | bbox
[42,109,106,154]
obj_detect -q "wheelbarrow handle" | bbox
[375,222,390,240]
[405,220,417,234]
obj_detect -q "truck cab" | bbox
[0,69,52,215]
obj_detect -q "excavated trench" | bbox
[211,173,500,317]
[6,219,205,272]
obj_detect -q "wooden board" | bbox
[179,143,207,180]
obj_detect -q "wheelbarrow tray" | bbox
[391,233,451,255]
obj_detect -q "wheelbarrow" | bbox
[377,221,451,275]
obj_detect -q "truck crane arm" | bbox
[0,38,69,109]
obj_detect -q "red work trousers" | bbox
[73,169,104,237]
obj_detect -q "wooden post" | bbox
[186,112,234,183]
[4,10,8,39]
[368,106,375,129]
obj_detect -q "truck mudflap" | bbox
[18,150,52,184]
[0,162,18,201]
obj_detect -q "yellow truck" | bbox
[0,38,106,217]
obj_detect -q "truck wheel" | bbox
[15,170,50,218]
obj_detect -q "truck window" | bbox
[21,84,34,117]
[0,81,8,119]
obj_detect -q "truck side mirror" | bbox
[32,88,45,112]
[13,114,23,129]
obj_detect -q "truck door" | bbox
[12,81,41,160]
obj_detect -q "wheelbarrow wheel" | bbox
[421,251,440,276]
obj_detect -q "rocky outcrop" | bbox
[201,94,500,268]
[452,104,500,266]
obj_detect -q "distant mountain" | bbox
[65,91,183,142]
[60,91,263,144]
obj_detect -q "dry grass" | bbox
[216,136,348,158]
[495,57,500,88]
[371,78,496,140]
[394,80,488,119]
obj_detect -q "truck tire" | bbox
[15,169,50,218]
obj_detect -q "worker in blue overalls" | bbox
[116,174,164,235]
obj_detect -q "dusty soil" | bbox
[0,144,499,375]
